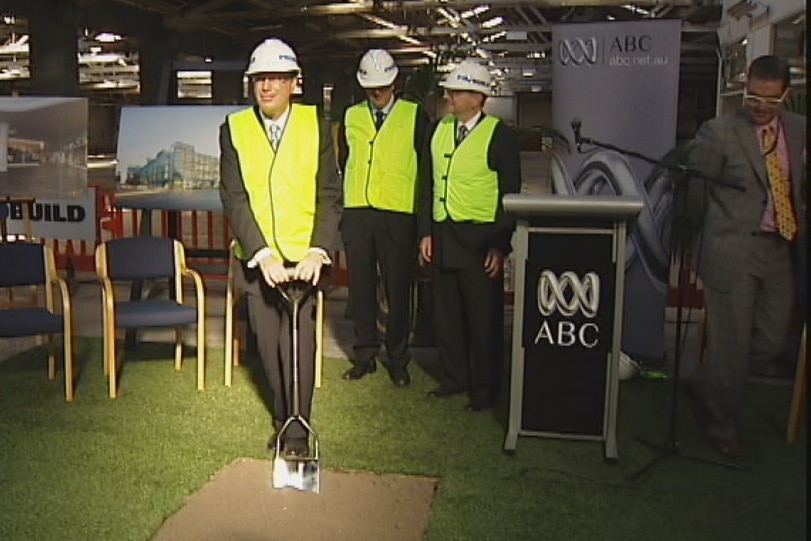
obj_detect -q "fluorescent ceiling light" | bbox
[94,32,122,43]
[399,35,422,45]
[461,5,490,20]
[177,70,212,78]
[621,4,651,17]
[79,52,125,64]
[481,16,503,29]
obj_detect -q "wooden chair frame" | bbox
[95,237,205,398]
[0,242,74,401]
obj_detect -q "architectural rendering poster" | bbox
[115,105,240,191]
[552,20,681,365]
[0,97,88,199]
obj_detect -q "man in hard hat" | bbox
[338,48,430,387]
[219,38,342,455]
[418,60,521,411]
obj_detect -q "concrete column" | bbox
[211,71,244,105]
[0,122,9,173]
[139,32,178,105]
[300,67,323,109]
[28,10,79,96]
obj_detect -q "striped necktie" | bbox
[375,109,385,130]
[269,123,281,151]
[762,125,796,240]
[456,124,469,145]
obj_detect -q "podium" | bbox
[502,194,643,461]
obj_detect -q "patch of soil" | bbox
[152,459,439,541]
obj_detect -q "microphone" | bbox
[571,118,583,153]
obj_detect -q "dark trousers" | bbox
[432,263,504,404]
[697,233,795,441]
[342,208,416,368]
[237,261,316,440]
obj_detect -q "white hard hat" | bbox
[357,49,399,88]
[246,38,301,76]
[440,60,491,96]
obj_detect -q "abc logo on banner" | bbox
[534,270,600,349]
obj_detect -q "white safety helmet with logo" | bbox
[356,49,399,88]
[440,60,492,96]
[246,38,301,75]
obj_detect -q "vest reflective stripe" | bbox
[344,99,419,213]
[228,105,318,262]
[431,115,499,223]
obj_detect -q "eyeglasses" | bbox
[743,88,788,108]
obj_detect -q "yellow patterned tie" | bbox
[763,125,796,240]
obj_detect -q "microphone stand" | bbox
[570,129,745,479]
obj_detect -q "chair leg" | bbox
[174,329,183,371]
[47,334,57,380]
[224,298,234,387]
[315,290,324,389]
[64,330,74,402]
[196,313,205,392]
[787,324,807,444]
[108,336,118,399]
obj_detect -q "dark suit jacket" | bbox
[218,105,343,265]
[417,114,522,269]
[686,109,806,292]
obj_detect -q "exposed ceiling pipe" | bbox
[189,1,702,21]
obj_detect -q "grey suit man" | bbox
[685,55,806,459]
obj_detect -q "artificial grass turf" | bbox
[0,337,805,541]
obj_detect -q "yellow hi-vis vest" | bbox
[431,115,499,223]
[344,99,419,213]
[228,104,318,262]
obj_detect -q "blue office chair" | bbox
[95,236,205,398]
[0,242,75,401]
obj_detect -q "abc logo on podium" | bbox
[534,270,600,348]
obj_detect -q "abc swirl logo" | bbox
[537,270,600,318]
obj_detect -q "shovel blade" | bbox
[272,456,320,493]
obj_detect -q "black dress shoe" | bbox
[342,360,377,380]
[711,437,746,459]
[387,366,411,387]
[427,385,463,398]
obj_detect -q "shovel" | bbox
[271,270,321,493]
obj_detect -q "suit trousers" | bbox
[342,208,416,368]
[432,263,505,403]
[236,261,316,440]
[697,232,795,441]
